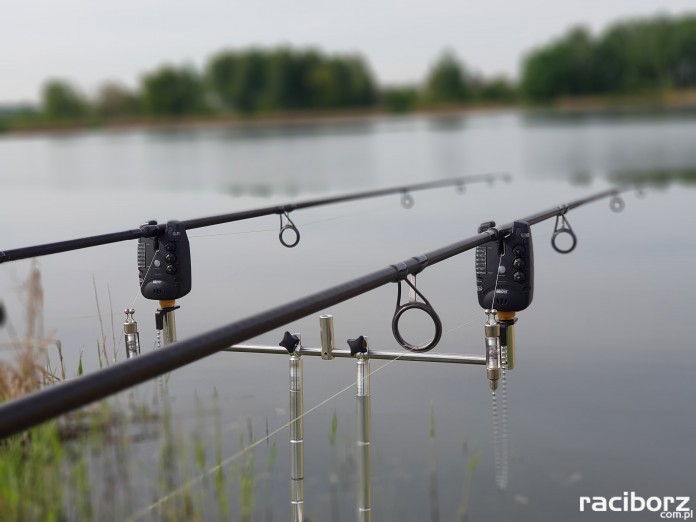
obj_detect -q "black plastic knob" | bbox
[513,271,525,283]
[512,258,525,269]
[347,336,368,356]
[165,242,176,252]
[165,264,177,274]
[165,253,177,263]
[279,331,300,353]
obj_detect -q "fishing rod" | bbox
[0,186,631,439]
[0,173,509,264]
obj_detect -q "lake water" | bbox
[1,109,695,521]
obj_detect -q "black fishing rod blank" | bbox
[0,186,632,440]
[0,173,510,264]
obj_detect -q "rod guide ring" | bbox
[279,212,301,248]
[392,302,442,352]
[401,192,414,209]
[610,195,625,213]
[551,213,577,254]
[391,275,442,352]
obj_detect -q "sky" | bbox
[1,0,694,104]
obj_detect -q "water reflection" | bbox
[608,167,696,187]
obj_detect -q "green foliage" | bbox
[13,14,696,129]
[95,82,140,118]
[521,15,696,100]
[477,76,517,103]
[429,404,436,439]
[382,85,419,113]
[0,422,65,520]
[207,47,376,114]
[329,410,338,446]
[41,79,88,121]
[141,65,206,116]
[425,51,471,104]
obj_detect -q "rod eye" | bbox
[551,228,577,254]
[392,276,442,352]
[401,192,414,209]
[392,302,442,352]
[551,213,577,254]
[279,225,300,248]
[278,212,301,248]
[610,195,625,213]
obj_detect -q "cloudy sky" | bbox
[2,0,694,104]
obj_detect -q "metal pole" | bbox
[356,348,372,522]
[158,301,178,346]
[225,345,485,365]
[290,352,304,522]
[161,310,177,345]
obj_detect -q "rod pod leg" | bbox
[356,348,372,522]
[290,352,305,522]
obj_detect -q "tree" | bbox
[41,79,88,120]
[140,66,205,116]
[521,27,598,101]
[425,51,469,104]
[95,82,140,118]
[521,15,696,100]
[207,47,377,113]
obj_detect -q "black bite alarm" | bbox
[476,220,533,312]
[138,220,192,301]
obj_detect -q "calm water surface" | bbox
[1,110,695,521]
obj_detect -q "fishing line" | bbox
[129,351,407,521]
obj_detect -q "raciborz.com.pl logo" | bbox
[580,492,693,519]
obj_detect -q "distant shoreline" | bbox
[3,90,696,137]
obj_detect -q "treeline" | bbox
[29,47,514,124]
[521,15,696,100]
[37,48,377,121]
[4,13,696,129]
